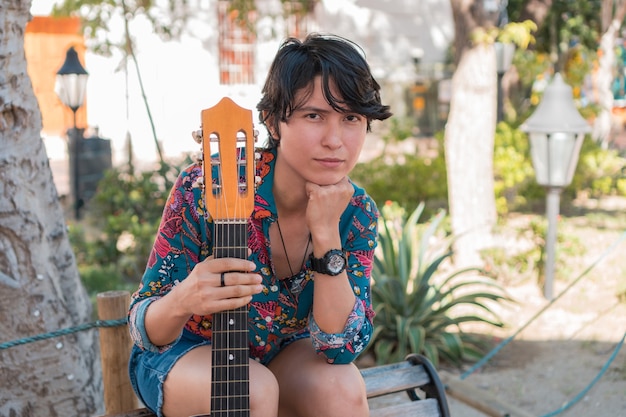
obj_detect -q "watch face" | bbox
[311,249,346,276]
[328,253,346,273]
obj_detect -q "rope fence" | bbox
[0,290,139,414]
[0,318,126,351]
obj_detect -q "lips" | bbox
[315,158,344,168]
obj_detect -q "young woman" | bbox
[128,33,392,417]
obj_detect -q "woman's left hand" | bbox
[304,177,352,244]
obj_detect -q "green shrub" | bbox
[351,138,448,217]
[570,138,626,199]
[70,159,188,298]
[369,202,510,367]
[493,122,543,214]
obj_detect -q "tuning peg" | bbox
[192,129,203,144]
[253,129,260,142]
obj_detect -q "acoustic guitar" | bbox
[195,97,255,417]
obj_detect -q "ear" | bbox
[263,112,279,139]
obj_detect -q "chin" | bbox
[311,176,345,186]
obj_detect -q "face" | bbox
[274,76,368,186]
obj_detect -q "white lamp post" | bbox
[55,46,89,219]
[521,73,591,299]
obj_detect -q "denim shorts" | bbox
[128,331,211,417]
[129,329,310,416]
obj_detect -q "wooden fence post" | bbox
[97,290,138,414]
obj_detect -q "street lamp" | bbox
[494,42,515,122]
[55,46,89,219]
[521,73,591,299]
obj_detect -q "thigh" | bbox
[267,338,369,417]
[163,345,279,417]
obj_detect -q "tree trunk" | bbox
[0,1,102,415]
[520,0,553,30]
[444,43,498,267]
[446,0,498,267]
[593,0,626,148]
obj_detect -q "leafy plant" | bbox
[69,159,187,302]
[350,134,448,218]
[570,138,626,199]
[369,202,510,367]
[493,122,541,214]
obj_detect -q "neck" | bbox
[273,150,308,215]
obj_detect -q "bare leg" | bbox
[267,339,369,417]
[162,345,279,417]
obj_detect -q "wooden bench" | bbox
[98,291,450,417]
[363,353,450,417]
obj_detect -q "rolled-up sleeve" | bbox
[309,297,372,364]
[128,297,181,353]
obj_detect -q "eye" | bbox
[345,114,363,122]
[305,113,321,120]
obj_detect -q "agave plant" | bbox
[370,202,510,367]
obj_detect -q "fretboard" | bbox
[211,220,250,417]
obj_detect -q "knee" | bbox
[309,364,368,411]
[251,362,280,416]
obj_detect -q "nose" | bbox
[321,120,343,149]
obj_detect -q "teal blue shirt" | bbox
[129,147,378,365]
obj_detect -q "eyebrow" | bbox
[294,105,356,115]
[293,106,330,114]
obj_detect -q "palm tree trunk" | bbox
[0,1,102,414]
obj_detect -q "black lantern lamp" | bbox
[494,42,515,122]
[55,46,89,128]
[521,73,591,299]
[55,46,89,219]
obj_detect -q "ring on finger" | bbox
[220,272,227,287]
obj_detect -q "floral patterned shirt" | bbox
[128,147,378,365]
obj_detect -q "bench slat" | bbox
[362,361,431,398]
[370,398,440,417]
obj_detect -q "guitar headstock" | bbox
[199,97,256,222]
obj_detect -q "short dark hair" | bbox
[257,33,392,148]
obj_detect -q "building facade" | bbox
[27,0,454,176]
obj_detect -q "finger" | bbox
[218,271,262,288]
[220,283,263,301]
[210,295,256,312]
[199,256,257,273]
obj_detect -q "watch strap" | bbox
[310,249,347,276]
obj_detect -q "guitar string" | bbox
[204,119,254,411]
[216,135,251,406]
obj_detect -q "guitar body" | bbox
[200,97,255,417]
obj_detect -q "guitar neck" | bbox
[211,220,250,417]
[200,96,254,417]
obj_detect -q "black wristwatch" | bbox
[310,249,347,276]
